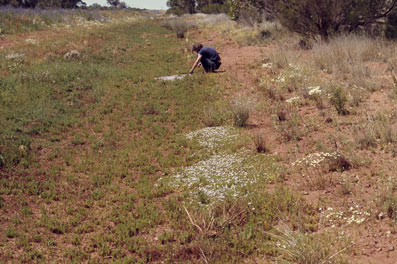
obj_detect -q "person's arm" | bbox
[189,54,203,74]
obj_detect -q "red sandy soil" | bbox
[198,34,397,263]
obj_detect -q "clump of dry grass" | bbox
[268,34,395,97]
[270,224,349,264]
[161,18,193,38]
[340,174,353,195]
[252,131,270,153]
[230,97,252,127]
[232,22,286,46]
[278,110,303,142]
[311,35,386,73]
[260,81,284,101]
[269,47,301,70]
[272,104,289,121]
[390,71,397,100]
[379,176,397,221]
[202,104,228,127]
[354,112,397,149]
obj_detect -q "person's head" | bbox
[192,43,203,53]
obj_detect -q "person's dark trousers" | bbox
[201,57,221,72]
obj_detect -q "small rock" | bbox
[64,50,80,60]
[19,145,27,151]
[389,246,394,252]
[377,212,385,220]
[303,191,309,195]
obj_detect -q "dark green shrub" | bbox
[330,86,348,115]
[386,9,397,39]
[5,228,17,238]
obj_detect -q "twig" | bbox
[183,205,203,233]
[199,247,209,264]
[322,242,355,264]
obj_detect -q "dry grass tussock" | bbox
[269,34,397,93]
[161,17,195,38]
[270,224,350,264]
[230,96,252,127]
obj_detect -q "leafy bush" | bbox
[386,8,397,39]
[330,86,348,115]
[5,228,17,238]
[245,0,397,41]
[200,3,229,14]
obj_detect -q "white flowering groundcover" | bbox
[159,127,276,205]
[185,126,239,149]
[292,151,341,168]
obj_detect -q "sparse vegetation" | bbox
[2,8,397,264]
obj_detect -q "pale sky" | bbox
[84,0,168,10]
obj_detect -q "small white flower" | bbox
[285,96,300,103]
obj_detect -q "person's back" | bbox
[198,46,221,62]
[190,43,221,74]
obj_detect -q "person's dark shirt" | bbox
[198,46,220,62]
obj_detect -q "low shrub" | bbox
[330,86,349,115]
[386,9,397,39]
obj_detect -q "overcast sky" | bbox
[84,0,168,10]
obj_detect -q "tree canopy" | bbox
[167,0,229,14]
[0,0,85,8]
[240,0,397,41]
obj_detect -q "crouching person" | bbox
[190,43,221,74]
